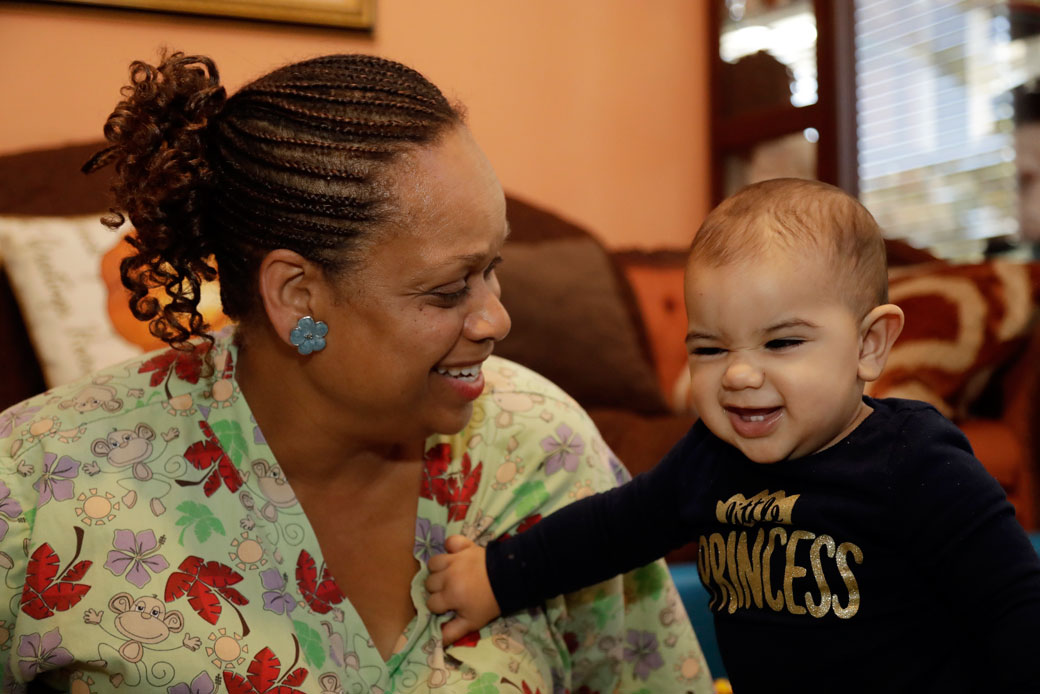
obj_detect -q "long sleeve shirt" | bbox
[487,397,1040,692]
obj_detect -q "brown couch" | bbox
[1,143,1038,560]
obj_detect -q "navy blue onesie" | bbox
[487,398,1040,692]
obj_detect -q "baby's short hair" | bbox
[690,178,888,317]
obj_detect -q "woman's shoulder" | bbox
[482,355,581,409]
[0,334,235,457]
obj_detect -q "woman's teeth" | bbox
[436,365,480,381]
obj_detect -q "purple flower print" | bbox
[17,629,73,681]
[607,449,630,486]
[414,517,446,563]
[0,403,39,439]
[623,629,663,681]
[105,529,169,588]
[260,568,296,615]
[168,671,215,694]
[0,481,22,543]
[32,453,79,506]
[540,424,585,476]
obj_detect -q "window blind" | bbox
[855,0,1016,260]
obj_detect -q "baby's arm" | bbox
[425,535,501,644]
[433,424,710,631]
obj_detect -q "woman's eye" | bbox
[484,257,502,278]
[766,338,803,351]
[432,286,470,307]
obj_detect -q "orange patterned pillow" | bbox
[866,261,1040,419]
[101,235,230,352]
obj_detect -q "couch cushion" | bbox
[496,197,668,414]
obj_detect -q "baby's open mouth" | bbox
[728,407,781,422]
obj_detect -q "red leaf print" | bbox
[165,556,204,601]
[185,438,223,471]
[167,556,250,634]
[187,579,222,625]
[138,350,178,388]
[222,646,308,694]
[199,559,244,589]
[20,531,92,619]
[25,544,59,593]
[282,668,308,687]
[444,454,482,522]
[453,630,481,647]
[221,672,248,694]
[220,350,236,380]
[217,456,244,494]
[515,514,543,534]
[198,419,217,442]
[173,342,212,384]
[40,581,91,612]
[165,572,192,602]
[247,647,281,692]
[62,560,91,582]
[185,423,243,496]
[20,594,52,620]
[203,468,222,497]
[421,443,452,502]
[295,550,345,614]
[421,446,483,521]
[220,586,248,606]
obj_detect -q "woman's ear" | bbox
[257,249,324,348]
[857,304,905,383]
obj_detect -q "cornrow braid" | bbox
[87,52,463,348]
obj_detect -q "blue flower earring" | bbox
[289,316,328,355]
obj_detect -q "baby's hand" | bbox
[425,535,501,645]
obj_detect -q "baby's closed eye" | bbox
[764,338,804,351]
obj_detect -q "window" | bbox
[711,0,1030,261]
[856,0,1018,260]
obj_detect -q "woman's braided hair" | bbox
[85,51,463,349]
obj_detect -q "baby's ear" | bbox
[857,304,904,383]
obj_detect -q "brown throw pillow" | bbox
[496,197,667,414]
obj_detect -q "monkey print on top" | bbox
[0,332,712,693]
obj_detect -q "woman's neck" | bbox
[233,328,425,485]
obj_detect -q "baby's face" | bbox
[683,248,872,463]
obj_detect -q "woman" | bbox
[0,53,711,692]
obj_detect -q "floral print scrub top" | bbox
[0,333,712,693]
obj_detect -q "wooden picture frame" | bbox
[39,0,375,30]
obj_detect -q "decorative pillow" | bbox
[0,215,228,388]
[612,250,690,400]
[495,197,667,414]
[865,260,1040,419]
[495,237,668,414]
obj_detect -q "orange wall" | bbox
[0,2,710,249]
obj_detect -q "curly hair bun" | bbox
[88,52,461,349]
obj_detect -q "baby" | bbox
[426,178,1040,690]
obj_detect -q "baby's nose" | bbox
[722,360,765,389]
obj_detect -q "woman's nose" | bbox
[722,357,764,390]
[465,284,511,343]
